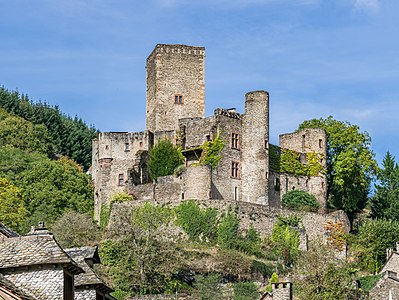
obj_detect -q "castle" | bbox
[92,44,327,220]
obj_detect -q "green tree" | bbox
[104,202,181,295]
[193,273,223,300]
[0,147,93,230]
[51,211,101,248]
[271,216,300,266]
[0,178,28,231]
[175,200,218,243]
[0,87,97,170]
[217,210,240,249]
[148,139,184,182]
[371,151,399,219]
[294,242,360,300]
[351,219,399,273]
[233,281,259,300]
[298,116,377,215]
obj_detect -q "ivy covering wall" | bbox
[269,144,324,177]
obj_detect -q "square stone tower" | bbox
[146,44,205,132]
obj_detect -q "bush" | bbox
[217,211,240,249]
[193,273,223,300]
[175,200,218,243]
[233,281,259,300]
[148,139,184,182]
[271,217,300,266]
[282,190,320,211]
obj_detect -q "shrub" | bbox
[193,273,223,300]
[271,217,300,266]
[217,211,240,249]
[233,281,259,300]
[175,200,218,243]
[148,139,184,182]
[282,190,320,211]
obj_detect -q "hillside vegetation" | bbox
[0,88,94,232]
[2,86,399,299]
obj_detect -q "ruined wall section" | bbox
[278,128,327,208]
[146,44,205,133]
[241,91,269,205]
[211,109,242,201]
[111,199,350,243]
[92,131,150,220]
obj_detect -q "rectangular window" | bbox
[118,174,124,186]
[231,161,240,179]
[319,139,323,148]
[124,143,130,151]
[174,94,183,104]
[231,133,239,149]
[265,139,269,149]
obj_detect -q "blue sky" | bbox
[0,0,398,163]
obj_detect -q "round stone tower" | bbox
[241,90,269,205]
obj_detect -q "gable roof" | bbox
[0,233,82,275]
[64,247,113,294]
[0,274,36,300]
[0,223,19,238]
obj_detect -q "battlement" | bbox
[214,108,241,119]
[272,282,292,290]
[146,44,205,62]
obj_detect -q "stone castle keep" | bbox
[92,44,327,220]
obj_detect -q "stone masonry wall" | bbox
[92,131,151,220]
[3,266,64,300]
[279,128,327,208]
[241,91,269,205]
[271,282,292,300]
[211,110,242,201]
[76,288,96,300]
[369,274,399,300]
[146,44,205,132]
[111,199,350,243]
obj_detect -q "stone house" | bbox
[0,224,83,300]
[0,274,36,300]
[64,247,115,300]
[369,243,399,299]
[0,223,115,300]
[92,44,327,220]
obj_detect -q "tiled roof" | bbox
[0,233,82,275]
[65,247,112,294]
[0,273,36,300]
[0,223,19,238]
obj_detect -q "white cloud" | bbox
[353,0,380,13]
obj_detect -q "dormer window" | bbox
[174,94,183,104]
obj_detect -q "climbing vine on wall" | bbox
[199,130,225,169]
[269,144,325,177]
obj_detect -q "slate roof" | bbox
[65,247,113,294]
[0,223,19,238]
[0,273,36,300]
[0,233,82,275]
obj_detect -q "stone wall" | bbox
[76,288,96,300]
[92,131,151,220]
[271,282,292,300]
[111,199,350,243]
[146,44,205,133]
[3,266,64,300]
[128,294,191,300]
